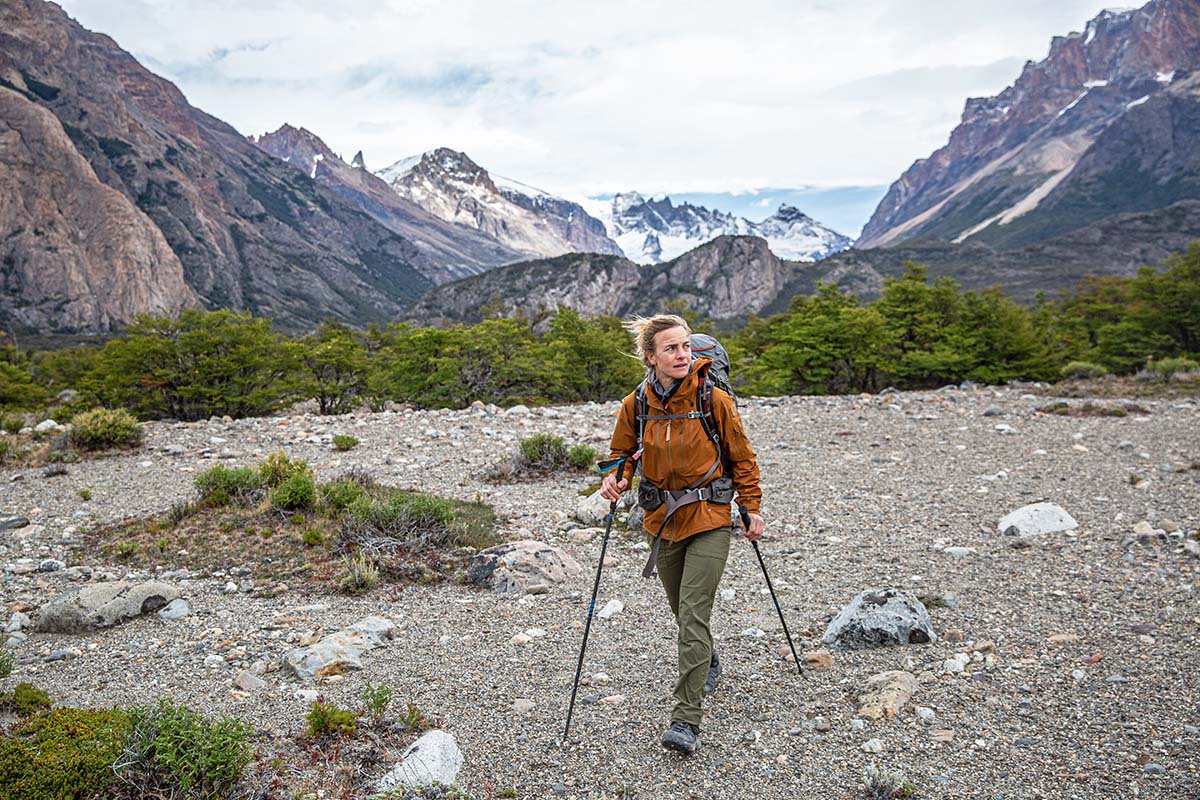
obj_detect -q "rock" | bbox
[235,670,266,691]
[626,506,645,533]
[982,405,1004,417]
[505,405,530,416]
[597,599,623,619]
[997,502,1078,538]
[0,516,30,531]
[861,738,884,753]
[375,730,464,792]
[512,699,535,713]
[720,588,736,602]
[589,672,612,686]
[34,419,62,433]
[5,612,31,633]
[281,615,395,683]
[821,588,937,650]
[1047,633,1080,645]
[575,490,612,526]
[915,706,935,724]
[930,729,955,743]
[1143,764,1166,775]
[510,633,532,646]
[599,694,625,705]
[943,546,976,559]
[157,598,191,620]
[38,559,65,573]
[467,541,582,594]
[801,650,833,671]
[35,581,180,633]
[857,670,918,720]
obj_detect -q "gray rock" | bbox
[982,405,1004,417]
[0,516,30,531]
[821,588,937,650]
[575,489,612,526]
[5,612,31,632]
[34,419,62,434]
[35,581,180,633]
[997,502,1078,538]
[282,615,395,682]
[467,540,582,594]
[943,546,976,559]
[235,670,267,691]
[375,729,464,792]
[157,598,191,621]
[1143,764,1166,775]
[626,506,645,533]
[38,559,65,572]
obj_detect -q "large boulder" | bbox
[467,540,581,594]
[997,502,1078,538]
[35,581,180,633]
[282,616,395,683]
[374,729,464,793]
[822,588,936,650]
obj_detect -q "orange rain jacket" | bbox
[608,358,761,544]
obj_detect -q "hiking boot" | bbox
[661,721,702,754]
[703,651,721,696]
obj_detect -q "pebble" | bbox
[511,699,535,714]
[861,738,884,753]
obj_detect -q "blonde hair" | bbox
[624,314,692,369]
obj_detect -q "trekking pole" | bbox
[740,505,803,676]
[563,456,630,743]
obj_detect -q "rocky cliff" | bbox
[379,149,622,259]
[858,0,1200,250]
[408,235,787,325]
[251,125,525,285]
[0,0,432,333]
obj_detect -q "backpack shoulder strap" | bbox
[634,380,648,454]
[696,376,732,475]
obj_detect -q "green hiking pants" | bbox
[652,526,731,726]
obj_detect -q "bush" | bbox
[306,698,359,737]
[397,702,432,733]
[68,407,144,451]
[332,434,359,451]
[0,706,131,800]
[1153,356,1200,377]
[1,412,25,434]
[257,450,308,488]
[302,528,325,547]
[342,491,456,549]
[518,433,568,469]
[362,681,393,724]
[1060,361,1107,379]
[0,682,51,716]
[270,472,316,511]
[319,477,368,514]
[122,698,253,799]
[567,443,599,469]
[863,764,917,799]
[194,465,263,506]
[337,551,379,595]
[0,642,12,678]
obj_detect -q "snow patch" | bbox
[1056,91,1089,118]
[310,153,324,179]
[1126,95,1150,110]
[1156,71,1175,84]
[1083,80,1108,88]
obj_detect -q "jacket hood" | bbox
[646,357,713,410]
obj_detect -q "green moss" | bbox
[0,706,131,799]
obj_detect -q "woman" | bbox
[600,313,764,755]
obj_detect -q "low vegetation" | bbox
[79,454,498,594]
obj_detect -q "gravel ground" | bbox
[2,385,1199,799]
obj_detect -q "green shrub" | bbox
[270,471,317,511]
[342,491,455,549]
[78,488,92,501]
[168,500,198,525]
[302,528,326,547]
[115,541,137,559]
[1153,356,1200,377]
[194,465,263,506]
[1060,361,1107,379]
[397,702,432,733]
[567,443,599,469]
[68,407,144,451]
[362,681,393,724]
[306,698,359,737]
[319,478,368,514]
[1,682,52,716]
[0,440,10,462]
[0,643,12,678]
[257,450,309,488]
[122,698,253,798]
[1,412,25,434]
[517,433,568,469]
[337,551,379,595]
[332,434,359,451]
[863,764,917,799]
[0,706,131,799]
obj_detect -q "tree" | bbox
[300,321,368,415]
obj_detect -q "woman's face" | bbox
[648,326,692,382]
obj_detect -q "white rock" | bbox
[597,599,624,619]
[916,706,935,724]
[512,698,535,713]
[997,503,1078,538]
[944,546,976,559]
[34,419,62,433]
[861,738,884,753]
[720,588,736,602]
[510,633,532,646]
[375,730,464,792]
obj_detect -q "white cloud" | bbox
[58,0,1117,201]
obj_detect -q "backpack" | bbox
[633,333,737,472]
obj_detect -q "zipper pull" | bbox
[666,420,671,443]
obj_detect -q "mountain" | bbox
[587,193,851,264]
[858,0,1200,250]
[407,235,788,325]
[250,125,525,284]
[378,149,622,259]
[0,0,433,334]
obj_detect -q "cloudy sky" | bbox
[60,0,1117,231]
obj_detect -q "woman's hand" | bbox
[600,473,628,502]
[743,512,764,541]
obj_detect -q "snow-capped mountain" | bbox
[585,193,851,264]
[378,149,622,259]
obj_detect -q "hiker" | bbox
[600,313,763,755]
